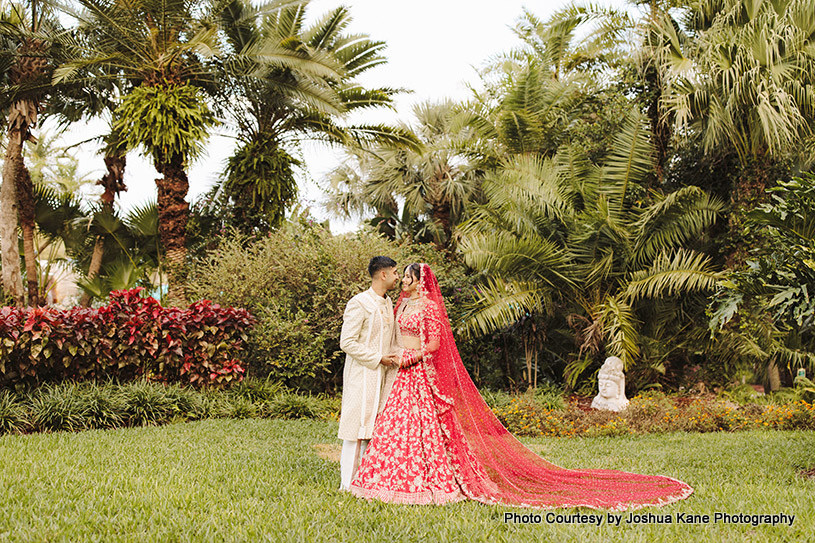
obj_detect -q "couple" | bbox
[337,257,693,510]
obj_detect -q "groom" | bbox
[337,256,402,491]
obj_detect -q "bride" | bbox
[349,263,693,510]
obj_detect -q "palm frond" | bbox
[631,185,725,265]
[460,277,550,337]
[460,230,575,288]
[303,5,350,50]
[598,295,640,368]
[599,108,655,218]
[481,154,574,227]
[125,201,158,238]
[336,85,398,111]
[343,124,422,152]
[625,248,723,301]
[771,343,815,371]
[331,34,387,76]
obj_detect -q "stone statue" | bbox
[591,356,629,412]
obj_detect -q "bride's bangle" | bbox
[403,350,420,367]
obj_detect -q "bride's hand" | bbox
[401,350,422,368]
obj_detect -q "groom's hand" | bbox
[380,354,399,367]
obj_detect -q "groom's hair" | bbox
[368,256,397,277]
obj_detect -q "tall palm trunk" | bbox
[0,131,24,306]
[429,170,454,251]
[430,199,453,249]
[155,153,189,306]
[79,236,105,307]
[644,2,672,187]
[80,154,127,306]
[767,359,782,392]
[646,65,671,186]
[3,36,50,306]
[726,153,775,268]
[14,160,38,306]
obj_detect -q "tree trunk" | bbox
[725,154,776,268]
[503,334,516,392]
[523,336,533,388]
[432,200,453,249]
[80,153,127,306]
[99,154,127,207]
[646,67,671,186]
[15,159,38,306]
[767,359,781,392]
[4,36,49,307]
[79,235,105,307]
[0,131,25,307]
[155,154,189,306]
[644,5,671,187]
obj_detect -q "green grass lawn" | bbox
[0,419,812,542]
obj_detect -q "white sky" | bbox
[54,0,623,233]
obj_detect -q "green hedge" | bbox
[0,378,340,435]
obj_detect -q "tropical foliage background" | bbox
[2,0,814,396]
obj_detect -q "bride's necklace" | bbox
[403,295,423,309]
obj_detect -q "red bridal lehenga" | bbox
[348,264,693,510]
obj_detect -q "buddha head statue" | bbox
[591,356,629,412]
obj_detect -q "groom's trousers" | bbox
[339,438,369,490]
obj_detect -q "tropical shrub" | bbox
[709,174,815,382]
[0,390,29,433]
[187,222,511,392]
[491,392,815,437]
[0,288,254,388]
[0,378,342,435]
[186,224,395,389]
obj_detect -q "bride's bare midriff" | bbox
[401,335,421,350]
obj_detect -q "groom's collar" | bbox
[365,287,390,301]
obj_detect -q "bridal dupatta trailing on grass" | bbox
[350,264,693,510]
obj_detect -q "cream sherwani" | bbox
[338,288,399,441]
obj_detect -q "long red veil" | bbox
[395,263,693,510]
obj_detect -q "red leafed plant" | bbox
[0,288,255,388]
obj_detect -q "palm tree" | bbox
[324,100,481,250]
[460,110,725,384]
[213,0,415,232]
[663,0,815,263]
[0,1,25,306]
[667,0,815,167]
[450,5,640,191]
[43,27,127,305]
[513,1,689,183]
[72,201,161,300]
[457,61,593,166]
[30,181,84,302]
[0,0,58,306]
[23,125,124,304]
[56,0,222,304]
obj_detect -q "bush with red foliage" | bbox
[0,288,254,388]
